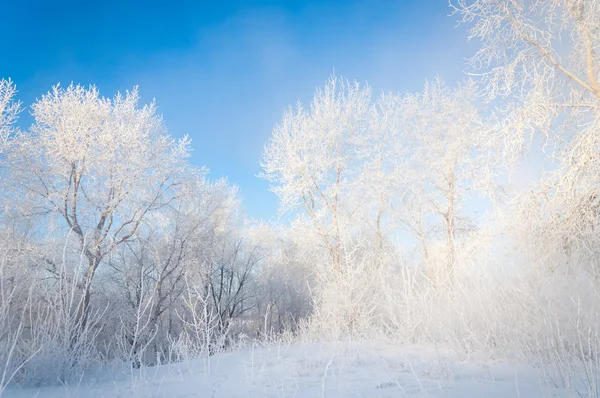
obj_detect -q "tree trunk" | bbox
[446,177,456,282]
[73,254,100,341]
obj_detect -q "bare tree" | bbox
[108,174,240,363]
[454,0,600,104]
[253,223,314,337]
[394,80,496,281]
[260,76,371,272]
[262,76,496,282]
[206,235,261,340]
[2,84,190,332]
[454,0,600,274]
[354,92,406,265]
[0,79,21,153]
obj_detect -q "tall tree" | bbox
[454,0,600,273]
[395,80,495,281]
[260,76,371,272]
[2,84,190,331]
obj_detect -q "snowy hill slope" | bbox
[2,341,579,398]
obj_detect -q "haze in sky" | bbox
[1,0,476,221]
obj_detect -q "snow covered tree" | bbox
[0,79,21,152]
[261,75,497,283]
[453,0,600,155]
[2,84,191,331]
[104,173,244,364]
[260,76,371,272]
[353,92,405,265]
[395,80,496,281]
[454,0,600,275]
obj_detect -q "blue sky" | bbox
[1,0,476,221]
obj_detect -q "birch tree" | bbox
[2,84,190,332]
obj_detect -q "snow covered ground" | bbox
[1,341,579,397]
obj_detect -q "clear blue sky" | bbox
[1,0,476,221]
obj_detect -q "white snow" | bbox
[1,341,575,397]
